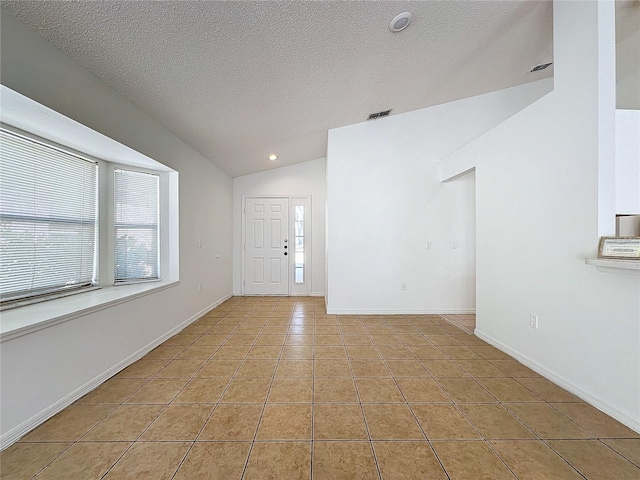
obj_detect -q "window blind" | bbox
[114,168,159,283]
[0,129,99,304]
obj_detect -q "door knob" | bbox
[284,246,287,249]
[284,252,288,255]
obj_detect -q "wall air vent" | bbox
[530,62,553,72]
[367,109,392,120]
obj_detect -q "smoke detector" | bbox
[390,12,412,32]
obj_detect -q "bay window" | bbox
[0,127,165,310]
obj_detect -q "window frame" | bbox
[99,162,174,288]
[0,112,179,339]
[0,124,173,309]
[104,164,174,289]
[112,166,162,285]
[290,196,311,296]
[0,127,101,307]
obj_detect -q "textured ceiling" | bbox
[1,1,553,177]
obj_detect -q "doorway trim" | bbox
[241,195,312,296]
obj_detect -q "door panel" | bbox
[253,219,264,248]
[270,258,282,283]
[245,197,289,295]
[253,258,264,284]
[270,219,281,247]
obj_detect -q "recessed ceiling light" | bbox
[268,154,278,161]
[390,12,412,32]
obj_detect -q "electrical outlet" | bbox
[529,314,538,329]
[426,241,432,249]
[401,283,407,290]
[452,241,458,249]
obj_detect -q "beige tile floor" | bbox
[439,314,476,335]
[2,296,639,479]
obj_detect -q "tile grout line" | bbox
[432,348,559,476]
[239,297,296,480]
[29,307,236,480]
[439,314,475,335]
[95,298,244,478]
[170,297,269,479]
[598,439,640,468]
[99,301,245,479]
[370,314,452,480]
[14,300,640,479]
[27,443,76,479]
[385,314,545,479]
[416,315,592,479]
[417,316,526,480]
[340,314,384,480]
[540,439,590,480]
[399,314,534,480]
[309,302,317,480]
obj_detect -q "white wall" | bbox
[325,79,552,314]
[442,1,639,432]
[232,158,326,296]
[615,109,640,214]
[0,11,233,445]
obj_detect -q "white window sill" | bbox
[0,280,179,342]
[585,258,640,275]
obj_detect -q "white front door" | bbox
[244,197,289,295]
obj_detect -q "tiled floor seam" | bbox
[171,301,270,479]
[238,304,290,480]
[376,314,456,400]
[439,365,591,478]
[343,318,384,480]
[97,305,242,479]
[27,443,77,479]
[381,314,575,480]
[439,314,475,335]
[540,439,593,480]
[373,314,456,480]
[9,299,639,480]
[598,438,640,468]
[309,318,315,480]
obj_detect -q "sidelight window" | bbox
[294,204,304,284]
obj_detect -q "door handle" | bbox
[284,252,288,255]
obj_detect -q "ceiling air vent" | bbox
[530,62,553,72]
[367,109,392,120]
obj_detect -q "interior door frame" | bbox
[241,195,312,296]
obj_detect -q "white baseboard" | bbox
[327,308,476,315]
[231,292,325,297]
[475,328,640,434]
[0,293,232,451]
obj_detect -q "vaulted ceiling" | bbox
[1,1,553,177]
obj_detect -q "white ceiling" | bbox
[1,1,553,177]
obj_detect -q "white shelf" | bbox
[585,258,640,275]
